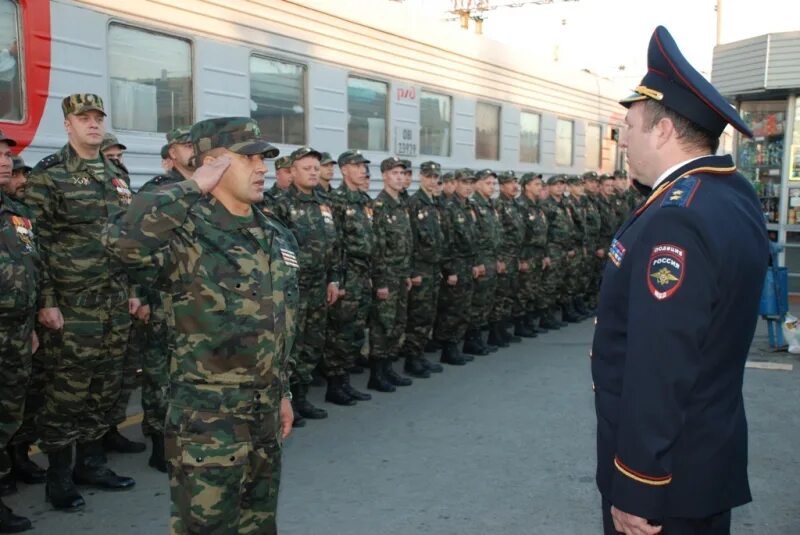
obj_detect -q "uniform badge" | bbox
[661,176,701,208]
[364,206,373,221]
[418,211,425,220]
[111,178,132,205]
[608,239,626,268]
[457,214,465,224]
[280,248,299,268]
[647,244,685,300]
[469,209,476,221]
[346,208,356,217]
[73,175,90,186]
[320,204,334,225]
[11,215,34,253]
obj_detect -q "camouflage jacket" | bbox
[271,185,340,286]
[328,182,374,274]
[0,192,39,318]
[407,188,445,274]
[137,168,186,194]
[581,194,603,250]
[612,192,629,225]
[597,194,620,245]
[371,190,413,287]
[471,193,501,268]
[542,195,575,255]
[566,195,588,248]
[26,143,134,308]
[261,183,286,210]
[442,192,479,275]
[516,195,548,258]
[494,192,526,264]
[106,180,298,400]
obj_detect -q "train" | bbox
[1,0,626,190]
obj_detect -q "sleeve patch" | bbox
[647,244,685,300]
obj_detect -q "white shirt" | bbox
[652,155,708,191]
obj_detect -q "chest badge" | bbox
[647,244,685,300]
[608,239,626,268]
[11,215,34,252]
[111,178,132,205]
[280,248,299,268]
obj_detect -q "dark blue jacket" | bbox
[592,154,768,520]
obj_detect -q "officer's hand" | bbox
[543,257,551,269]
[38,307,63,330]
[596,248,606,258]
[410,276,422,287]
[191,155,231,194]
[135,304,151,323]
[376,287,389,300]
[279,398,293,440]
[326,282,339,305]
[128,297,142,316]
[497,261,507,274]
[447,275,458,286]
[610,506,662,535]
[31,331,39,355]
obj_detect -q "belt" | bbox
[168,382,280,413]
[59,289,128,307]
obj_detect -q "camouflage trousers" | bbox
[543,248,576,307]
[324,263,371,377]
[10,342,46,448]
[166,386,282,535]
[518,252,547,312]
[108,319,143,428]
[141,295,172,436]
[290,277,328,385]
[434,262,474,344]
[470,265,497,327]
[489,262,517,323]
[401,267,441,359]
[0,314,35,478]
[37,299,130,453]
[369,277,408,361]
[575,248,592,296]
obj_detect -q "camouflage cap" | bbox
[338,149,370,167]
[566,174,583,185]
[497,170,518,184]
[289,146,322,163]
[519,172,543,186]
[100,133,127,152]
[582,171,599,182]
[160,144,170,160]
[613,169,628,179]
[166,126,192,145]
[61,93,106,117]
[380,156,406,173]
[400,159,413,172]
[420,161,442,176]
[11,155,31,174]
[190,117,279,158]
[599,173,614,182]
[546,174,567,185]
[441,171,455,183]
[453,168,476,182]
[475,168,498,181]
[275,156,293,170]
[0,129,16,147]
[319,152,336,165]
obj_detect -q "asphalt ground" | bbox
[5,316,799,534]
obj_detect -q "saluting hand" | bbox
[610,506,662,535]
[191,155,231,194]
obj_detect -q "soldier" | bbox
[263,155,293,207]
[399,159,413,203]
[25,94,136,511]
[367,157,415,392]
[581,171,606,311]
[598,174,621,241]
[433,169,480,366]
[322,150,374,404]
[271,147,339,421]
[1,155,30,199]
[316,152,336,194]
[107,117,296,535]
[466,169,501,355]
[0,130,38,532]
[160,144,173,173]
[401,161,446,376]
[441,171,456,201]
[100,133,126,169]
[517,173,554,331]
[566,175,591,318]
[542,174,580,325]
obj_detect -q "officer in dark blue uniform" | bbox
[592,26,769,535]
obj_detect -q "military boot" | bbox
[102,426,146,454]
[148,433,167,473]
[385,361,413,386]
[462,329,489,356]
[514,317,537,338]
[404,356,431,378]
[291,384,328,419]
[346,365,364,375]
[423,339,441,353]
[539,308,561,330]
[367,360,396,392]
[561,303,580,323]
[553,306,569,326]
[325,376,357,406]
[291,408,306,428]
[0,498,31,532]
[419,355,443,373]
[487,322,510,348]
[8,443,45,484]
[341,375,372,401]
[73,440,136,490]
[573,296,589,319]
[440,342,467,366]
[528,311,547,334]
[45,446,85,511]
[0,477,14,498]
[504,320,522,343]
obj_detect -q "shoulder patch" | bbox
[647,244,685,300]
[34,153,63,171]
[661,177,701,208]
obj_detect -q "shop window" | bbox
[250,56,306,145]
[520,111,540,163]
[420,91,451,157]
[585,124,602,170]
[348,77,387,151]
[556,118,574,167]
[108,24,193,132]
[0,0,23,121]
[476,102,500,160]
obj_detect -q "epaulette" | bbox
[34,152,63,171]
[661,176,701,209]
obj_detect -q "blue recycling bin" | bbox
[759,242,788,349]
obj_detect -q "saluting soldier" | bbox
[271,147,340,423]
[401,160,445,376]
[0,130,39,532]
[592,27,768,534]
[107,117,297,535]
[26,94,137,511]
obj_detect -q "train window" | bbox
[420,91,451,157]
[108,24,192,132]
[0,0,23,122]
[475,102,500,160]
[556,118,574,167]
[520,111,541,163]
[250,56,306,145]
[347,77,387,151]
[585,124,602,169]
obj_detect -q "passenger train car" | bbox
[0,0,626,189]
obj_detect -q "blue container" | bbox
[759,266,789,317]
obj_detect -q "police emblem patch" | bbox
[608,239,626,268]
[647,244,685,300]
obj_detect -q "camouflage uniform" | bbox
[262,156,292,209]
[566,177,589,312]
[469,179,501,341]
[107,118,297,535]
[517,175,549,318]
[541,175,577,319]
[580,172,604,309]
